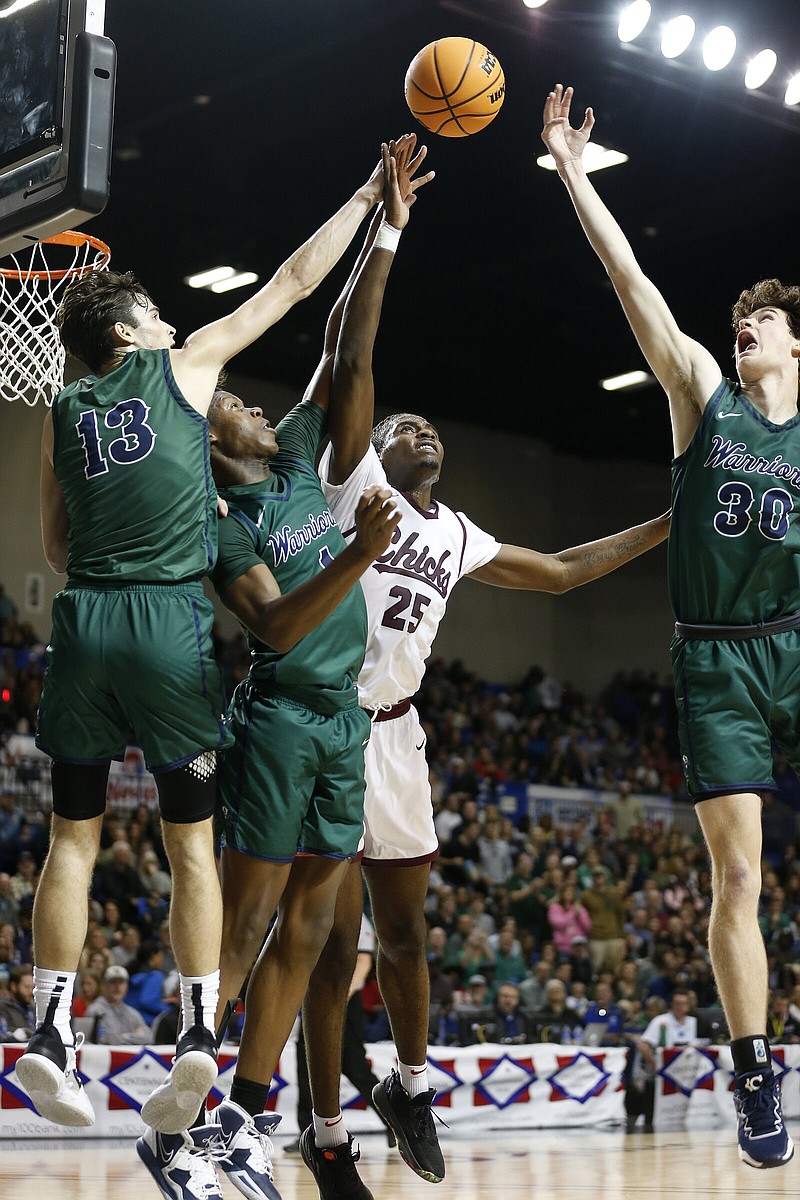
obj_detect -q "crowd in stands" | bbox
[2,587,800,1062]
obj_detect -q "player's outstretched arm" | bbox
[40,409,69,574]
[326,137,434,484]
[169,156,387,405]
[469,511,670,592]
[219,487,400,651]
[542,85,719,454]
[305,134,432,418]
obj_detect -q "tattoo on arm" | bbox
[579,531,645,568]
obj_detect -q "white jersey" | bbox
[640,1011,698,1048]
[319,444,501,708]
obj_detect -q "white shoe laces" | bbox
[202,1116,275,1180]
[65,1032,85,1077]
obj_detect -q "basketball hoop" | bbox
[0,230,111,407]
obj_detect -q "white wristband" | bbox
[374,220,402,254]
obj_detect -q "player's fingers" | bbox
[583,107,595,134]
[381,143,391,174]
[410,169,435,193]
[407,144,428,174]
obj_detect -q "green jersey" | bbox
[52,349,217,583]
[670,377,800,624]
[212,398,367,711]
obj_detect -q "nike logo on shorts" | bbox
[716,411,741,419]
[415,741,425,751]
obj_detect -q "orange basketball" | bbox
[404,37,505,138]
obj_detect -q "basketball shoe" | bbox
[372,1069,445,1183]
[15,1024,94,1127]
[141,1024,218,1135]
[136,1126,223,1200]
[734,1069,794,1168]
[188,1098,282,1200]
[298,1126,373,1200]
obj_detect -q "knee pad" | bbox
[156,752,217,824]
[51,760,110,820]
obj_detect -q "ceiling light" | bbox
[522,0,550,7]
[184,266,236,289]
[660,15,695,59]
[600,370,654,391]
[618,1,651,44]
[210,271,260,294]
[702,26,736,72]
[745,49,777,90]
[785,73,800,106]
[537,143,629,173]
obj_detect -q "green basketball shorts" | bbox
[217,680,371,862]
[672,628,800,799]
[36,581,232,770]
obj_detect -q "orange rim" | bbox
[0,230,111,281]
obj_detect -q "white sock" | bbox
[33,967,76,1046]
[313,1109,348,1148]
[179,971,219,1038]
[399,1061,429,1097]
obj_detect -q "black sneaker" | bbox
[734,1068,794,1168]
[299,1126,373,1200]
[372,1070,444,1183]
[141,1024,219,1135]
[283,1136,301,1154]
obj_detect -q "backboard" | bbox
[0,0,115,258]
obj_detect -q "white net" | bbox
[0,231,111,406]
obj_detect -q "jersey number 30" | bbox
[76,399,157,479]
[714,482,793,541]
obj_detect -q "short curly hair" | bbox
[371,412,420,457]
[732,279,800,380]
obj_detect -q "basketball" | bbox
[404,37,505,138]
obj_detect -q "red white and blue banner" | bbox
[2,1040,797,1137]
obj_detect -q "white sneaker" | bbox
[141,1024,218,1135]
[188,1098,282,1200]
[136,1126,223,1199]
[16,1024,95,1127]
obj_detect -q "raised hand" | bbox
[352,485,401,558]
[382,134,435,229]
[541,84,595,172]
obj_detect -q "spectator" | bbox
[582,867,626,974]
[92,840,141,924]
[478,818,514,889]
[0,793,23,868]
[519,960,553,1014]
[568,935,594,988]
[0,965,34,1040]
[86,965,152,1045]
[138,849,172,899]
[767,992,800,1044]
[548,882,592,955]
[456,927,495,982]
[9,851,36,904]
[491,927,528,986]
[126,941,170,1025]
[488,983,533,1045]
[582,981,625,1045]
[532,979,583,1043]
[628,989,698,1131]
[72,972,102,1019]
[0,873,19,931]
[111,924,142,970]
[505,854,551,952]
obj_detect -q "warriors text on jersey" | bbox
[52,349,217,582]
[211,399,367,709]
[319,444,500,708]
[670,377,800,625]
